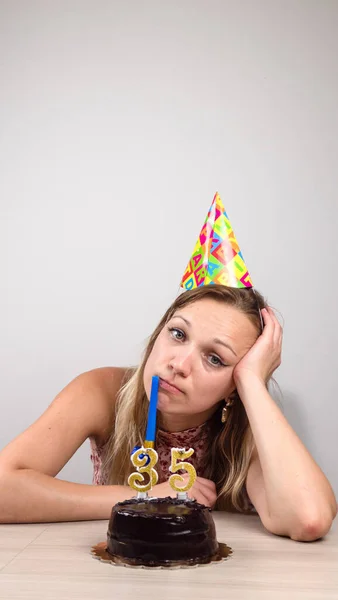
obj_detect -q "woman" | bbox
[0,285,336,540]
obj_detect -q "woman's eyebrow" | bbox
[213,338,237,357]
[172,314,237,356]
[173,314,191,326]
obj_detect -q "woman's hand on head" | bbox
[153,474,217,508]
[233,307,283,386]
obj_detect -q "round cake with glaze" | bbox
[106,496,218,567]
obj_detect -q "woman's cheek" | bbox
[143,363,153,399]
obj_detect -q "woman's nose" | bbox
[168,348,193,376]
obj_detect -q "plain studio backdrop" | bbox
[1,1,337,496]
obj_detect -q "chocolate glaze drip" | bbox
[107,496,218,566]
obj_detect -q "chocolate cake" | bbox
[106,496,218,567]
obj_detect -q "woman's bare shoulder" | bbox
[79,366,133,443]
[86,366,133,399]
[48,365,133,445]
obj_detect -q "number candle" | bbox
[128,447,159,499]
[128,376,159,498]
[169,447,197,500]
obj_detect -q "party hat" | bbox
[180,192,253,290]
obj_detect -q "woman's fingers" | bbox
[193,477,217,508]
[195,476,216,491]
[266,307,283,369]
[261,307,275,339]
[191,487,214,507]
[267,307,283,350]
[155,474,217,508]
[263,307,283,348]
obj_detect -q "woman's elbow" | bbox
[290,505,337,542]
[0,467,23,524]
[263,503,337,542]
[0,470,10,523]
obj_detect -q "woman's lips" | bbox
[159,378,183,395]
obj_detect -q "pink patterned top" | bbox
[89,420,211,486]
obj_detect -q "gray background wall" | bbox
[1,0,337,495]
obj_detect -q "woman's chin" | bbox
[157,394,180,412]
[157,397,170,411]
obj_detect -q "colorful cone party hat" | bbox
[180,192,253,290]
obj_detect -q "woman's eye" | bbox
[208,355,225,367]
[168,327,185,341]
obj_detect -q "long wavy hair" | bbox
[103,285,267,512]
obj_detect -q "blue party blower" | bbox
[145,375,159,448]
[131,375,159,459]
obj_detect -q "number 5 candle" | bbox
[169,447,197,500]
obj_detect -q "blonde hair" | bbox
[103,285,267,512]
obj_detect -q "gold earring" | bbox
[221,398,234,424]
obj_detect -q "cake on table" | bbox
[106,496,218,567]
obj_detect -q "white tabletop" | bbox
[0,512,337,600]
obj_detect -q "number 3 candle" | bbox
[128,447,159,498]
[128,376,159,498]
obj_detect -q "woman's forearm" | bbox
[0,468,133,523]
[237,374,337,526]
